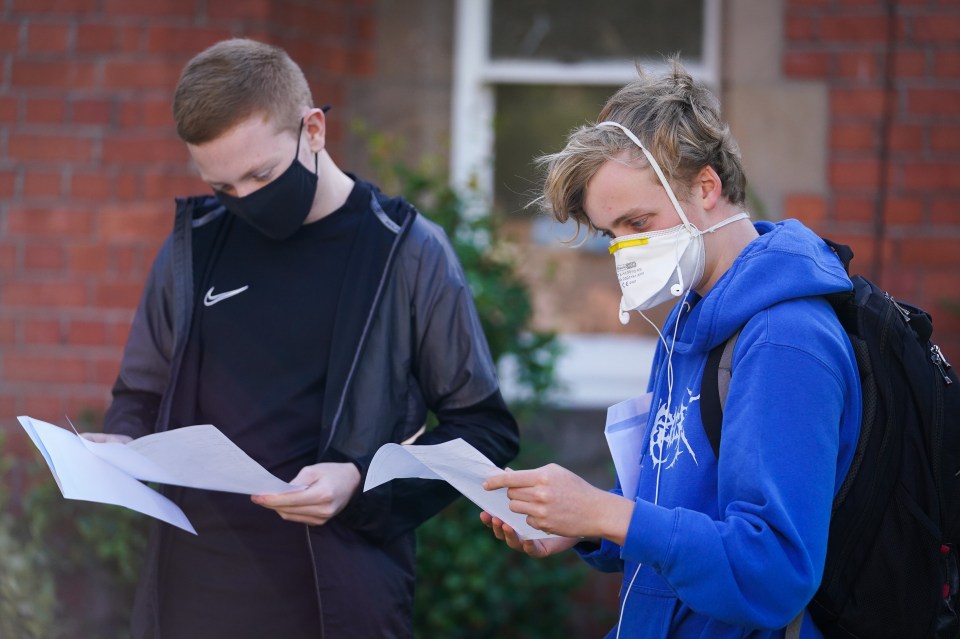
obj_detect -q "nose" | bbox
[233,184,258,198]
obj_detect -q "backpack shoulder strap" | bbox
[700,328,742,459]
[701,331,808,635]
[822,237,854,273]
[785,611,804,639]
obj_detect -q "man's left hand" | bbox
[252,462,361,526]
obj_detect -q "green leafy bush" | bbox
[0,435,56,639]
[0,422,146,639]
[359,124,562,412]
[413,498,585,639]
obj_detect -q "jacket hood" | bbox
[680,219,852,353]
[170,194,228,233]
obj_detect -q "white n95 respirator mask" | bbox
[609,223,704,317]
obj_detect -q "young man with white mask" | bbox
[481,60,862,638]
[86,39,519,638]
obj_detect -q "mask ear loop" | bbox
[316,105,332,172]
[296,117,320,175]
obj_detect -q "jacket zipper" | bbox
[305,525,325,639]
[308,199,416,634]
[321,204,415,455]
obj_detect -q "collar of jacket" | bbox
[156,185,418,453]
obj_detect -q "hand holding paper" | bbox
[17,416,302,535]
[19,415,197,534]
[482,462,633,544]
[251,461,361,526]
[364,438,555,540]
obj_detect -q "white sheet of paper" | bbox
[18,416,196,534]
[604,392,652,501]
[123,425,298,495]
[364,438,555,540]
[17,417,304,535]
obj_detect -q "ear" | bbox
[696,165,723,211]
[302,107,327,153]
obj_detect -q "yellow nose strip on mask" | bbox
[608,237,650,254]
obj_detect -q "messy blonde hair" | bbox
[173,38,313,145]
[538,58,746,234]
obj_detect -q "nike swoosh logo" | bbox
[203,285,249,307]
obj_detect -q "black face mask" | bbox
[215,120,319,241]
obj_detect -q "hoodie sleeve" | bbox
[620,313,857,629]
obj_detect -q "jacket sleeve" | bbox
[407,224,519,448]
[392,389,518,527]
[102,237,175,439]
[337,221,519,540]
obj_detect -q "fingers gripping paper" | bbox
[364,439,554,540]
[17,416,301,535]
[18,416,196,534]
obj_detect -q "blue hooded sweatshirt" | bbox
[579,220,862,638]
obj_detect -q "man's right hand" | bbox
[80,433,133,444]
[479,511,580,559]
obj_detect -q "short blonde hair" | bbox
[539,58,746,234]
[173,38,313,145]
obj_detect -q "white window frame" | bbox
[450,0,723,408]
[451,0,722,194]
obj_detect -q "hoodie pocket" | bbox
[612,565,678,638]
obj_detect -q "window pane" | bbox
[493,84,616,220]
[490,0,703,62]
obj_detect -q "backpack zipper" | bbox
[885,291,952,385]
[886,292,912,323]
[932,345,953,386]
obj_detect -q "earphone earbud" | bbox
[619,309,631,325]
[670,283,683,296]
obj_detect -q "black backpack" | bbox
[700,238,960,639]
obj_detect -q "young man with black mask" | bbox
[87,38,519,639]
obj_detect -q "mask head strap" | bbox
[596,121,694,232]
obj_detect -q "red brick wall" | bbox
[783,0,960,360]
[0,0,375,430]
